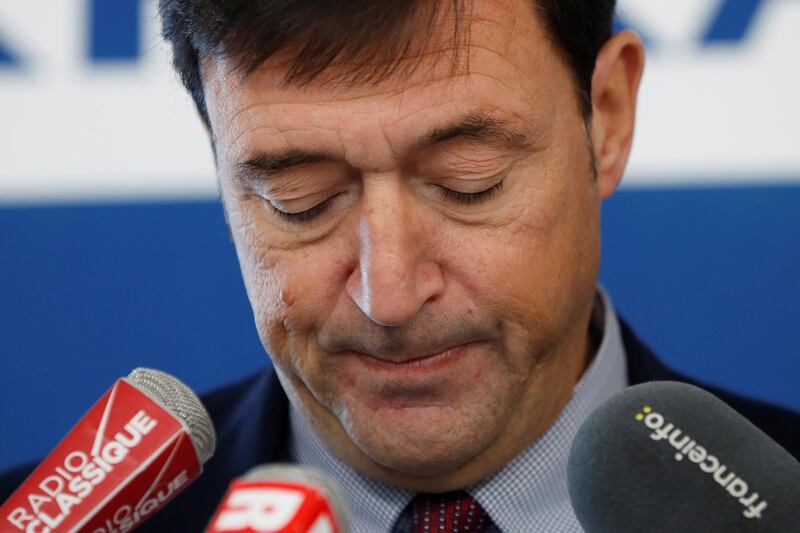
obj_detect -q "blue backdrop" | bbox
[1,0,799,475]
[1,183,798,470]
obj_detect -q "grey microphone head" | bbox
[242,464,350,532]
[567,381,800,533]
[126,367,216,465]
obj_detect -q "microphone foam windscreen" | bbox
[567,381,800,533]
[127,367,216,464]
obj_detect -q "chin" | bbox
[341,402,500,478]
[365,437,478,478]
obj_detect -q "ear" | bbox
[590,30,645,199]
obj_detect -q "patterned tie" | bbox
[409,491,490,532]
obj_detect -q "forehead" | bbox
[202,0,570,166]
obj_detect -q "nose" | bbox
[345,179,445,327]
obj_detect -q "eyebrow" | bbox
[415,112,530,151]
[236,112,531,179]
[236,150,336,180]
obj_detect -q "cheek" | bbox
[444,197,558,309]
[227,200,286,326]
[443,166,598,340]
[276,252,353,333]
[227,196,353,349]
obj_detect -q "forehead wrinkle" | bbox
[228,119,343,165]
[213,30,551,174]
[211,29,528,136]
[243,66,474,108]
[228,104,542,179]
[215,103,286,161]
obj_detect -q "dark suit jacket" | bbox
[2,321,798,531]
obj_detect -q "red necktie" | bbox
[410,491,490,532]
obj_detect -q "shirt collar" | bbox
[289,286,628,532]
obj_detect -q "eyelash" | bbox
[437,180,504,204]
[271,195,338,223]
[271,180,504,224]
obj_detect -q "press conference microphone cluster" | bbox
[0,368,216,533]
[207,464,350,533]
[568,381,800,532]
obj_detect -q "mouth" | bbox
[348,342,478,374]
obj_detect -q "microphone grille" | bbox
[126,367,216,465]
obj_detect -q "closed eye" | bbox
[270,193,341,223]
[270,180,503,223]
[437,180,504,204]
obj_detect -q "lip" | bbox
[347,342,476,374]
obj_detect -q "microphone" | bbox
[206,464,349,533]
[1,368,216,533]
[567,381,800,532]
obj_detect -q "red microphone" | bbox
[1,368,216,533]
[206,465,349,533]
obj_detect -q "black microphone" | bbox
[567,381,800,532]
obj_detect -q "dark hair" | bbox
[158,0,616,124]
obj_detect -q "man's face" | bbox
[203,1,616,489]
